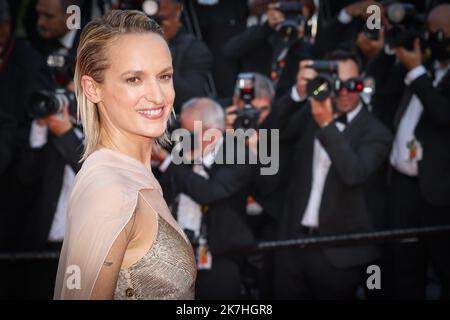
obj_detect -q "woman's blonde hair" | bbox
[75,10,171,161]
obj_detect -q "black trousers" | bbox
[388,169,450,299]
[274,230,364,300]
[196,256,242,300]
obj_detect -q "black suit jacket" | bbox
[403,71,450,206]
[159,136,257,256]
[368,51,450,206]
[17,128,83,250]
[267,93,392,267]
[169,28,213,113]
[223,23,312,98]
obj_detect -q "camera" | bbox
[47,53,76,87]
[385,2,425,50]
[29,89,77,119]
[234,73,260,130]
[28,52,77,119]
[306,61,365,101]
[306,61,339,101]
[273,1,305,41]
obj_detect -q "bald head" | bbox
[180,97,225,131]
[428,4,450,37]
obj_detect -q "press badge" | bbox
[406,138,423,162]
[197,237,212,270]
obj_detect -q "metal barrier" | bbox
[1,225,450,261]
[257,225,450,252]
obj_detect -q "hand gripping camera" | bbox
[306,61,364,101]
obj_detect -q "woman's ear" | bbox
[81,75,102,104]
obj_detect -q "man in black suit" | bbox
[193,0,249,98]
[268,50,392,299]
[156,97,256,299]
[223,1,312,99]
[25,0,84,59]
[157,0,213,114]
[0,0,54,249]
[384,4,450,299]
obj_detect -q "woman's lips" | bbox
[136,107,164,120]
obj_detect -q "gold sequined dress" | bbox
[114,215,196,299]
[54,148,196,300]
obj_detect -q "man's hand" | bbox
[225,105,238,130]
[296,60,317,98]
[267,4,285,29]
[246,130,259,157]
[345,0,380,18]
[310,97,333,128]
[356,28,385,59]
[46,105,73,136]
[393,38,422,71]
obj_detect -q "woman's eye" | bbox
[160,74,173,81]
[126,77,140,84]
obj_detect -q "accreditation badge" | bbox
[197,237,212,270]
[406,138,423,162]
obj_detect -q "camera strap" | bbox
[271,41,293,87]
[197,205,212,270]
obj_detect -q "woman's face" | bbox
[98,32,174,141]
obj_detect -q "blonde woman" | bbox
[53,10,196,300]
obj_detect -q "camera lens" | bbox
[307,75,333,101]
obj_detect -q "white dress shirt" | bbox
[59,29,77,50]
[29,121,77,242]
[301,103,363,228]
[160,136,224,238]
[390,62,450,177]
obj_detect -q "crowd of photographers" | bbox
[0,0,449,300]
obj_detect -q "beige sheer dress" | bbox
[53,148,196,300]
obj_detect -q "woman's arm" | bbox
[90,214,137,300]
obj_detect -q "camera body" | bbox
[29,52,77,119]
[234,73,260,130]
[46,53,76,87]
[274,1,305,41]
[385,2,425,50]
[306,61,339,101]
[29,89,77,119]
[306,61,365,101]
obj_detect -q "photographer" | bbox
[313,0,380,58]
[223,0,313,98]
[266,50,392,299]
[157,0,213,114]
[380,4,450,299]
[0,0,53,250]
[225,72,288,298]
[156,97,256,299]
[24,0,85,58]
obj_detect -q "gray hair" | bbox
[234,72,275,101]
[181,97,225,130]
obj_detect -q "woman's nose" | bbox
[144,80,164,105]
